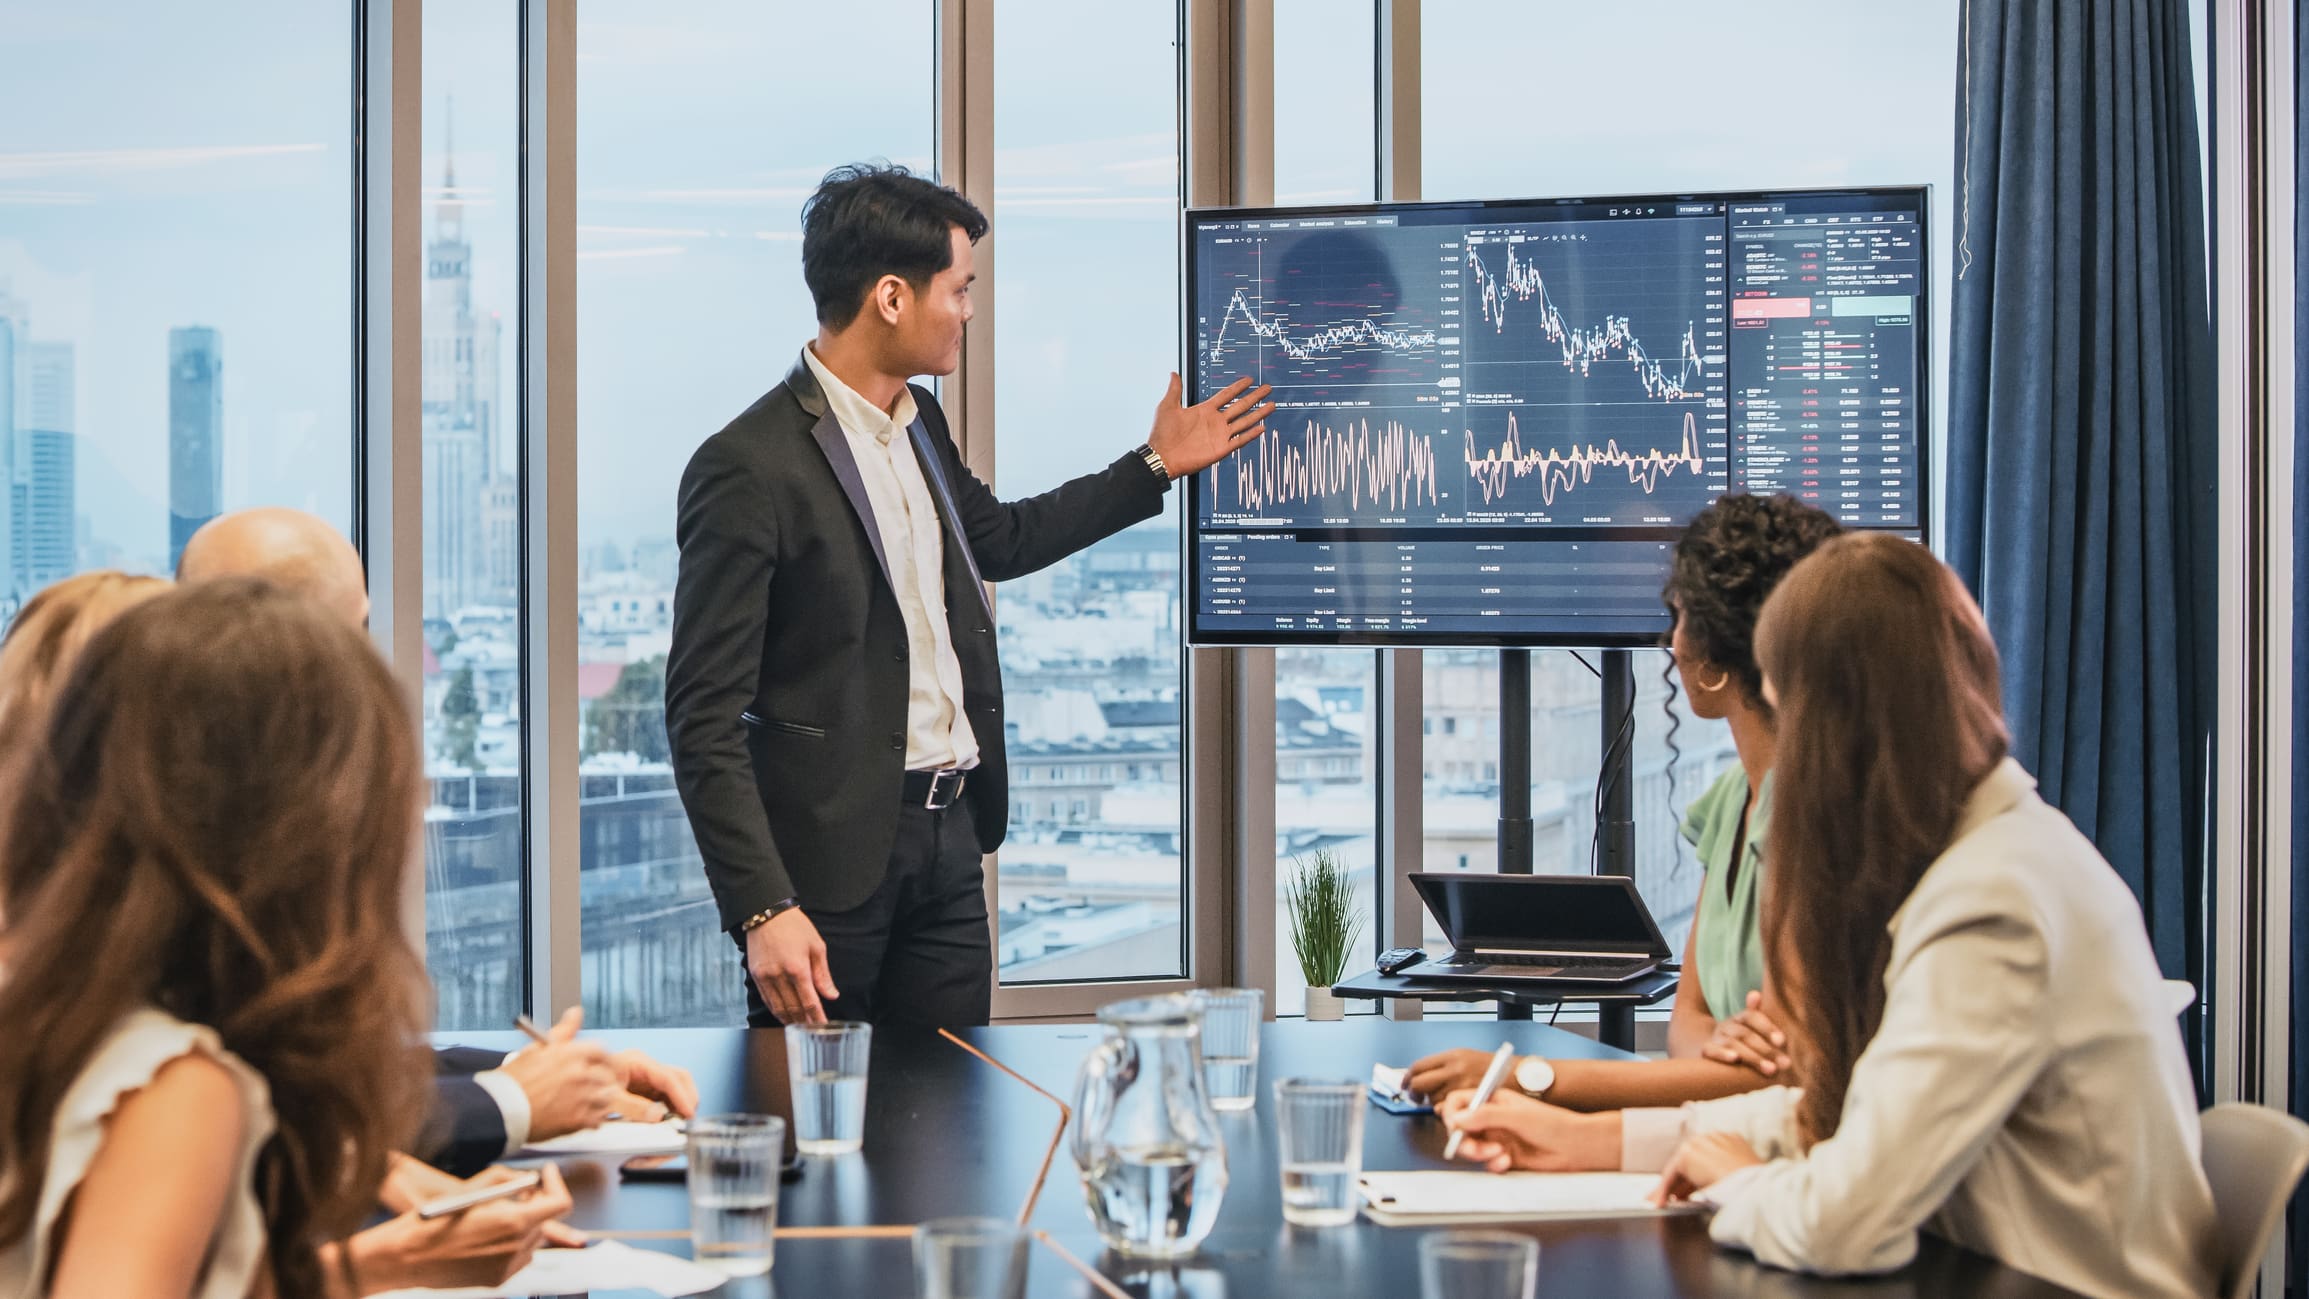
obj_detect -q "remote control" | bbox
[1376,947,1427,975]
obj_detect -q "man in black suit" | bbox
[667,164,1271,1029]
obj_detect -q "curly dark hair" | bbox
[1663,494,1844,706]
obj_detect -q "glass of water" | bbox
[687,1113,785,1276]
[785,1021,872,1155]
[1188,987,1262,1112]
[1419,1230,1539,1299]
[913,1217,1028,1299]
[1274,1078,1366,1227]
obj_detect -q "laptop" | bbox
[1407,873,1672,985]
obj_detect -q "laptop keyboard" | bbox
[1461,953,1645,971]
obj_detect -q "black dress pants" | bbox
[742,798,993,1029]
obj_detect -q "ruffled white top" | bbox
[0,1007,275,1298]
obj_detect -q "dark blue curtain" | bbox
[2291,5,2308,1294]
[1947,0,2217,1001]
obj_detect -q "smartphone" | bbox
[619,1153,688,1183]
[620,1151,806,1183]
[1368,1085,1434,1116]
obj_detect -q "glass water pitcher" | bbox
[1071,994,1231,1258]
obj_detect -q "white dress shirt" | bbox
[801,345,978,771]
[1620,759,2217,1299]
[472,1061,533,1155]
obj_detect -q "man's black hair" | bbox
[800,162,989,328]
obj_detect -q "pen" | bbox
[513,1013,627,1123]
[1441,1042,1517,1162]
[417,1169,544,1220]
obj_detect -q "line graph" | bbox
[1192,222,1453,400]
[1464,240,1706,401]
[1205,288,1441,366]
[1210,416,1445,517]
[1461,410,1709,512]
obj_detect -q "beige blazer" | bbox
[1641,759,2218,1298]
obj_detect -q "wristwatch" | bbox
[1513,1055,1557,1099]
[1133,442,1174,488]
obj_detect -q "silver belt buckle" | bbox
[925,769,964,809]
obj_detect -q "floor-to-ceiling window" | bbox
[0,0,354,614]
[1269,0,1382,1016]
[1417,0,1959,949]
[990,0,1188,986]
[573,0,935,1027]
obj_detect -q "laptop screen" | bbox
[1412,874,1668,955]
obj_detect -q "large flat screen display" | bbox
[1184,187,1929,647]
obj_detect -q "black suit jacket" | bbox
[665,353,1168,927]
[419,1046,513,1177]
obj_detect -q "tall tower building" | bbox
[13,340,73,593]
[22,431,73,589]
[0,312,17,603]
[169,327,224,571]
[421,101,505,618]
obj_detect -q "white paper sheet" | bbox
[367,1240,728,1298]
[1359,1169,1696,1223]
[520,1118,687,1156]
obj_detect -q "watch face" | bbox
[1514,1056,1555,1096]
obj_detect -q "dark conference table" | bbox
[454,1021,2084,1298]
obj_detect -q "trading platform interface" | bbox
[1186,188,1926,646]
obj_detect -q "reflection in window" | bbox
[991,0,1185,985]
[574,0,934,1026]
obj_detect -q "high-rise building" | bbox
[169,326,224,571]
[0,313,17,603]
[24,341,72,436]
[16,341,74,593]
[482,475,519,601]
[22,430,73,589]
[421,105,507,618]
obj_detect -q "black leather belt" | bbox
[902,768,969,810]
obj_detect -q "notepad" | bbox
[520,1118,687,1156]
[368,1240,727,1297]
[1358,1170,1700,1226]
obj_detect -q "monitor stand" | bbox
[1495,647,1637,1051]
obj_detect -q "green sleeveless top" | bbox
[1678,764,1771,1024]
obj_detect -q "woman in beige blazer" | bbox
[1439,533,2218,1299]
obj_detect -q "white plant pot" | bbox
[1304,986,1345,1022]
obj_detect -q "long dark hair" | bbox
[0,580,432,1295]
[1753,534,2009,1144]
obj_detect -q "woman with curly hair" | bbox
[1407,494,1840,1114]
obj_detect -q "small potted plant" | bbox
[1286,849,1363,1022]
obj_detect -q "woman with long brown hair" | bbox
[0,579,568,1298]
[1439,534,2216,1297]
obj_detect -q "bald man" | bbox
[177,506,699,1174]
[177,506,371,628]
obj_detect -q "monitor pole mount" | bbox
[1494,647,1639,1043]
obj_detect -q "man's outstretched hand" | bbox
[1145,374,1276,478]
